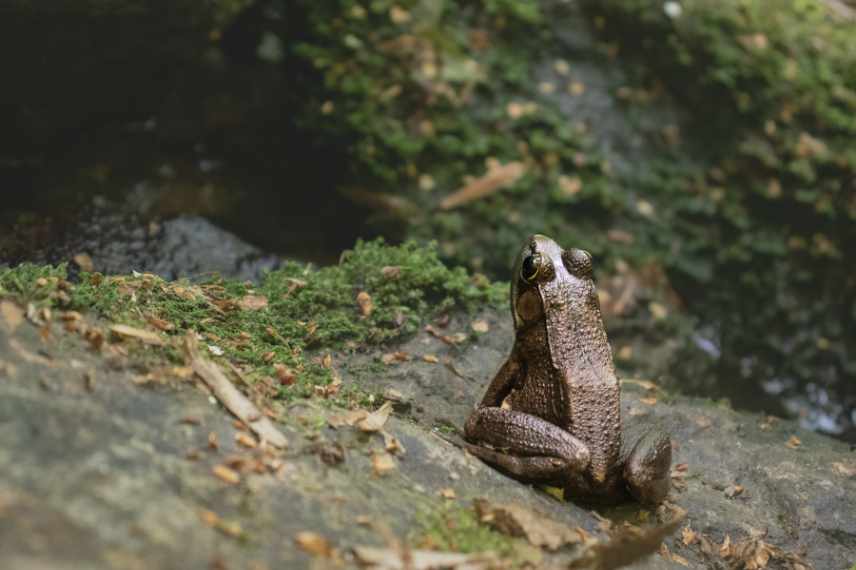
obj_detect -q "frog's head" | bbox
[510,234,598,330]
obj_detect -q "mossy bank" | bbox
[0,239,503,404]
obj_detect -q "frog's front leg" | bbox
[622,429,672,505]
[464,407,590,482]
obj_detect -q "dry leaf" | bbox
[447,332,467,344]
[648,301,667,320]
[382,431,406,455]
[146,315,175,331]
[439,488,456,500]
[212,465,241,485]
[718,531,808,570]
[238,294,268,311]
[681,526,698,546]
[724,484,745,498]
[616,346,633,360]
[8,338,55,367]
[640,397,658,406]
[109,324,164,346]
[440,161,526,210]
[235,433,257,449]
[473,499,580,551]
[328,409,369,429]
[186,335,288,449]
[200,510,243,538]
[570,516,684,570]
[356,291,374,317]
[424,324,467,345]
[558,175,582,197]
[381,352,410,365]
[372,452,396,477]
[694,416,712,429]
[622,379,659,391]
[831,462,856,477]
[506,101,538,119]
[758,415,779,431]
[739,33,768,50]
[295,532,334,558]
[389,6,410,24]
[274,364,296,386]
[422,354,439,364]
[73,253,95,272]
[785,435,802,449]
[720,534,733,558]
[0,301,24,333]
[381,266,401,279]
[569,81,586,95]
[470,319,489,333]
[353,547,496,570]
[357,402,394,433]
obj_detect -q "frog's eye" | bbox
[563,249,592,277]
[520,253,542,283]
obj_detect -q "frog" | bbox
[464,234,672,505]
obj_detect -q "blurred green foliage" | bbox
[584,0,856,398]
[284,0,856,411]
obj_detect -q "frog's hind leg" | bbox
[622,429,672,505]
[462,443,570,481]
[464,407,590,482]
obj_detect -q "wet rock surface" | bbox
[1,307,853,569]
[2,200,280,282]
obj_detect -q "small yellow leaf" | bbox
[558,175,582,197]
[238,294,268,311]
[372,451,396,477]
[109,324,164,346]
[0,301,24,333]
[295,532,334,557]
[356,291,373,317]
[73,253,95,272]
[357,402,394,433]
[212,465,240,485]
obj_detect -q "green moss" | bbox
[0,240,503,404]
[413,503,538,566]
[0,264,68,306]
[284,0,620,273]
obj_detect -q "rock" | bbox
[8,204,280,282]
[0,306,853,569]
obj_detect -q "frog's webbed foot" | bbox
[464,407,590,483]
[622,429,672,505]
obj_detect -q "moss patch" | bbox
[0,239,504,403]
[412,503,539,566]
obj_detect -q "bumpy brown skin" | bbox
[464,235,672,505]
